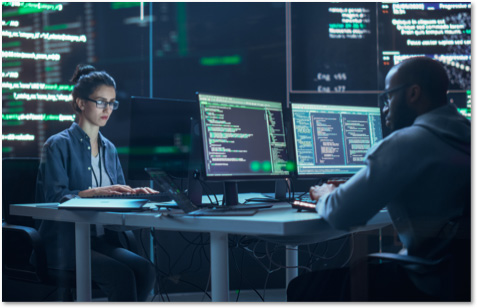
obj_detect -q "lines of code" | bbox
[289,1,471,108]
[379,2,471,92]
[328,6,372,40]
[200,96,289,177]
[2,2,90,156]
[293,104,383,176]
[290,2,378,93]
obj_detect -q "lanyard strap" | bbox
[91,141,102,188]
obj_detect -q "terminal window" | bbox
[198,94,290,178]
[292,103,383,176]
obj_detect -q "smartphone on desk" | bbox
[291,198,317,213]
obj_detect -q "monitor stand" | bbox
[223,181,239,206]
[188,170,203,206]
[275,178,289,201]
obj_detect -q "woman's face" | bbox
[77,85,116,128]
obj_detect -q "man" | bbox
[287,57,470,301]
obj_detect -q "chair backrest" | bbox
[2,157,40,226]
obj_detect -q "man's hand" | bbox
[309,183,336,201]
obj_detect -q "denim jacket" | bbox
[36,122,126,269]
[36,122,125,203]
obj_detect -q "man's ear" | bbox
[407,84,421,107]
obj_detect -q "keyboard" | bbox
[85,192,172,203]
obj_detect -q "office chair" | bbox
[2,157,141,301]
[2,157,78,301]
[367,207,470,301]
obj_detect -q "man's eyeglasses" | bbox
[84,97,119,110]
[379,83,410,109]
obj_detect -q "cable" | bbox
[262,252,273,301]
[177,240,203,274]
[313,235,350,261]
[265,243,312,272]
[169,236,197,271]
[231,246,265,301]
[152,246,170,302]
[178,231,210,246]
[200,271,212,302]
[340,233,355,268]
[197,178,219,205]
[150,230,172,274]
[234,247,245,302]
[243,239,287,275]
[138,229,167,302]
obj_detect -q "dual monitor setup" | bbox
[128,94,384,206]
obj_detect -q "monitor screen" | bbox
[128,96,199,180]
[291,103,383,177]
[197,93,291,180]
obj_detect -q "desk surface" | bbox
[10,193,392,244]
[10,195,393,302]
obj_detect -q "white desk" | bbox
[10,197,391,302]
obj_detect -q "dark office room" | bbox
[2,1,472,303]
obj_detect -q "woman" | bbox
[36,64,156,301]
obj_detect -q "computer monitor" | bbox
[127,96,199,180]
[291,103,383,178]
[196,93,291,205]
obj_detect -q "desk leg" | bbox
[210,232,229,302]
[285,245,298,287]
[75,222,92,302]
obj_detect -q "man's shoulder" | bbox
[369,126,427,156]
[384,125,426,144]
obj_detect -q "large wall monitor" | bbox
[291,103,383,177]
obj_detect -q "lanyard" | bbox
[91,141,102,188]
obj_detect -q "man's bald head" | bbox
[390,57,449,107]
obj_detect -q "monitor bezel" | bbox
[196,92,292,182]
[290,101,383,180]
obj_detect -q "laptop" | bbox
[58,198,150,212]
[145,168,269,216]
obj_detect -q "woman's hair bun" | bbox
[70,64,96,83]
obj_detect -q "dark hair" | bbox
[395,57,449,105]
[70,64,116,113]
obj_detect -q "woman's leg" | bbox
[91,236,155,301]
[90,249,138,301]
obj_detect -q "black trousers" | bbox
[287,260,437,302]
[90,236,155,302]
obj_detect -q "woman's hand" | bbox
[78,185,135,197]
[131,187,159,194]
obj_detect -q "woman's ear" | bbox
[76,98,84,111]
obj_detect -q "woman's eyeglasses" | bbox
[84,97,119,110]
